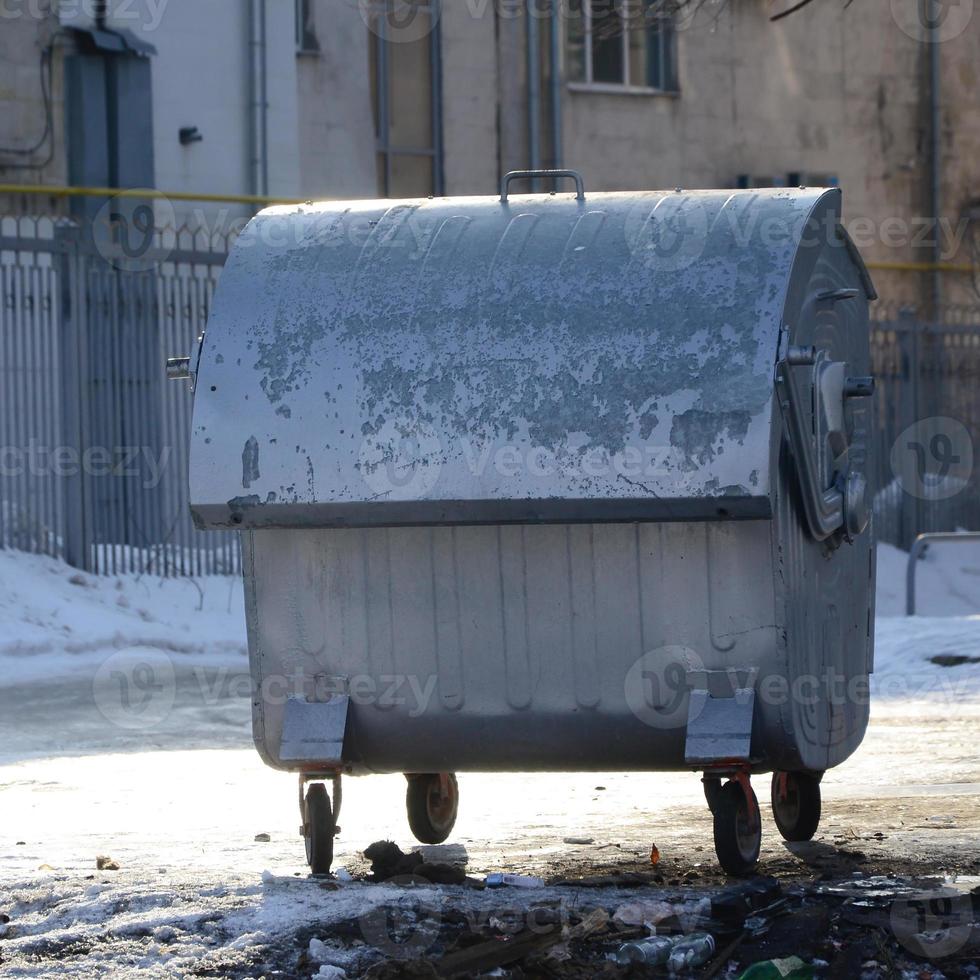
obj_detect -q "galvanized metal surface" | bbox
[200,186,882,778]
[191,189,844,529]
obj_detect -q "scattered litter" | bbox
[334,866,353,882]
[650,842,661,865]
[738,956,813,979]
[96,855,120,871]
[612,899,676,930]
[363,841,465,885]
[309,937,350,967]
[667,932,715,972]
[254,832,271,842]
[485,872,545,888]
[711,878,782,925]
[615,935,679,966]
[562,836,594,845]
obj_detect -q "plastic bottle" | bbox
[667,932,716,972]
[614,936,678,966]
[738,956,813,979]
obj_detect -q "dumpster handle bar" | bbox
[501,169,585,202]
[906,531,980,615]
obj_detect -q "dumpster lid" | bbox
[189,186,869,529]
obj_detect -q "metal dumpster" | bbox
[178,172,877,875]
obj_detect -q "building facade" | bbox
[1,0,978,308]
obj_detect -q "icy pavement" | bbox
[0,546,979,976]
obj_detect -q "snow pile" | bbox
[0,549,247,688]
[876,539,980,617]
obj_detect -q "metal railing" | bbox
[0,214,240,576]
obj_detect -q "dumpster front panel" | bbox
[243,521,783,774]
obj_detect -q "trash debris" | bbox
[309,937,350,968]
[611,899,676,930]
[667,932,716,972]
[362,841,465,885]
[711,878,782,925]
[650,842,661,865]
[738,956,813,979]
[96,855,120,871]
[562,836,594,845]
[254,833,271,842]
[485,872,545,888]
[615,935,679,966]
[334,866,353,882]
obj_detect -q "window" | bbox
[567,0,677,92]
[296,0,320,54]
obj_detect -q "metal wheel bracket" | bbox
[298,772,343,838]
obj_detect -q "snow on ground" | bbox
[0,549,247,688]
[0,543,979,976]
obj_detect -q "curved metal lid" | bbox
[189,186,870,528]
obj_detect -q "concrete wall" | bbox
[0,3,67,213]
[363,0,980,308]
[296,0,377,200]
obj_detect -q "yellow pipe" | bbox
[0,182,306,207]
[865,260,973,274]
[0,183,977,275]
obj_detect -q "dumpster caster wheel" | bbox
[303,782,335,875]
[712,778,761,876]
[771,771,821,842]
[406,772,458,844]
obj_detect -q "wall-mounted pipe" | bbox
[550,0,562,174]
[248,0,269,200]
[928,7,942,315]
[526,2,541,190]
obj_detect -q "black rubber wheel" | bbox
[703,776,723,813]
[406,773,458,845]
[304,782,335,875]
[771,771,822,842]
[713,780,762,875]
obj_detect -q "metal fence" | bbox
[871,304,980,550]
[0,214,240,576]
[1,214,978,574]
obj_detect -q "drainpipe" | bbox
[526,2,541,189]
[927,10,942,318]
[550,0,562,175]
[248,0,269,200]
